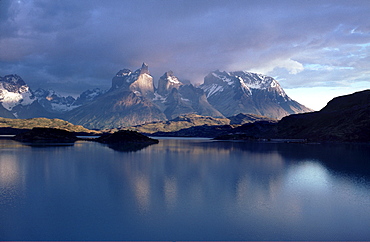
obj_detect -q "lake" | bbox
[0,137,369,241]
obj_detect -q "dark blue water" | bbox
[0,138,369,241]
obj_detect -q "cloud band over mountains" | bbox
[1,0,369,103]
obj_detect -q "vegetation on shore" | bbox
[128,113,276,134]
[0,117,99,134]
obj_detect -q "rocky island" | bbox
[95,130,159,152]
[13,127,78,145]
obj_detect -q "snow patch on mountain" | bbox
[0,85,34,110]
[74,88,105,105]
[33,88,79,113]
[203,84,224,98]
[168,75,181,84]
[153,92,166,102]
[50,103,78,112]
[84,89,102,100]
[116,69,132,77]
[212,72,234,86]
[238,78,252,95]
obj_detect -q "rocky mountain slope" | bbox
[65,63,167,129]
[228,113,277,125]
[200,70,312,119]
[153,71,224,119]
[33,88,105,113]
[65,88,166,130]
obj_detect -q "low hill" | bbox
[129,114,230,134]
[276,89,370,142]
[228,113,277,125]
[152,124,236,138]
[0,117,98,134]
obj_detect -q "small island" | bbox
[13,127,78,145]
[96,130,159,152]
[96,130,159,144]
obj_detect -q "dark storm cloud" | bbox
[0,0,370,95]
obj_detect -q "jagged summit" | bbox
[1,74,28,92]
[156,71,183,96]
[152,70,223,119]
[111,63,154,98]
[139,62,149,75]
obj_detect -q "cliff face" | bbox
[129,64,155,98]
[156,71,183,96]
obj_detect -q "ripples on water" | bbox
[0,138,369,240]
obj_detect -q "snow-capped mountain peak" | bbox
[200,70,310,119]
[0,75,34,111]
[202,70,288,99]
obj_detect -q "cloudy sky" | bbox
[1,0,369,110]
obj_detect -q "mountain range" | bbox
[0,64,312,129]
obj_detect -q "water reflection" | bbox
[0,144,25,207]
[133,175,151,212]
[164,177,177,209]
[116,140,370,218]
[286,161,331,192]
[0,154,20,184]
[115,140,370,240]
[107,142,155,152]
[0,139,369,241]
